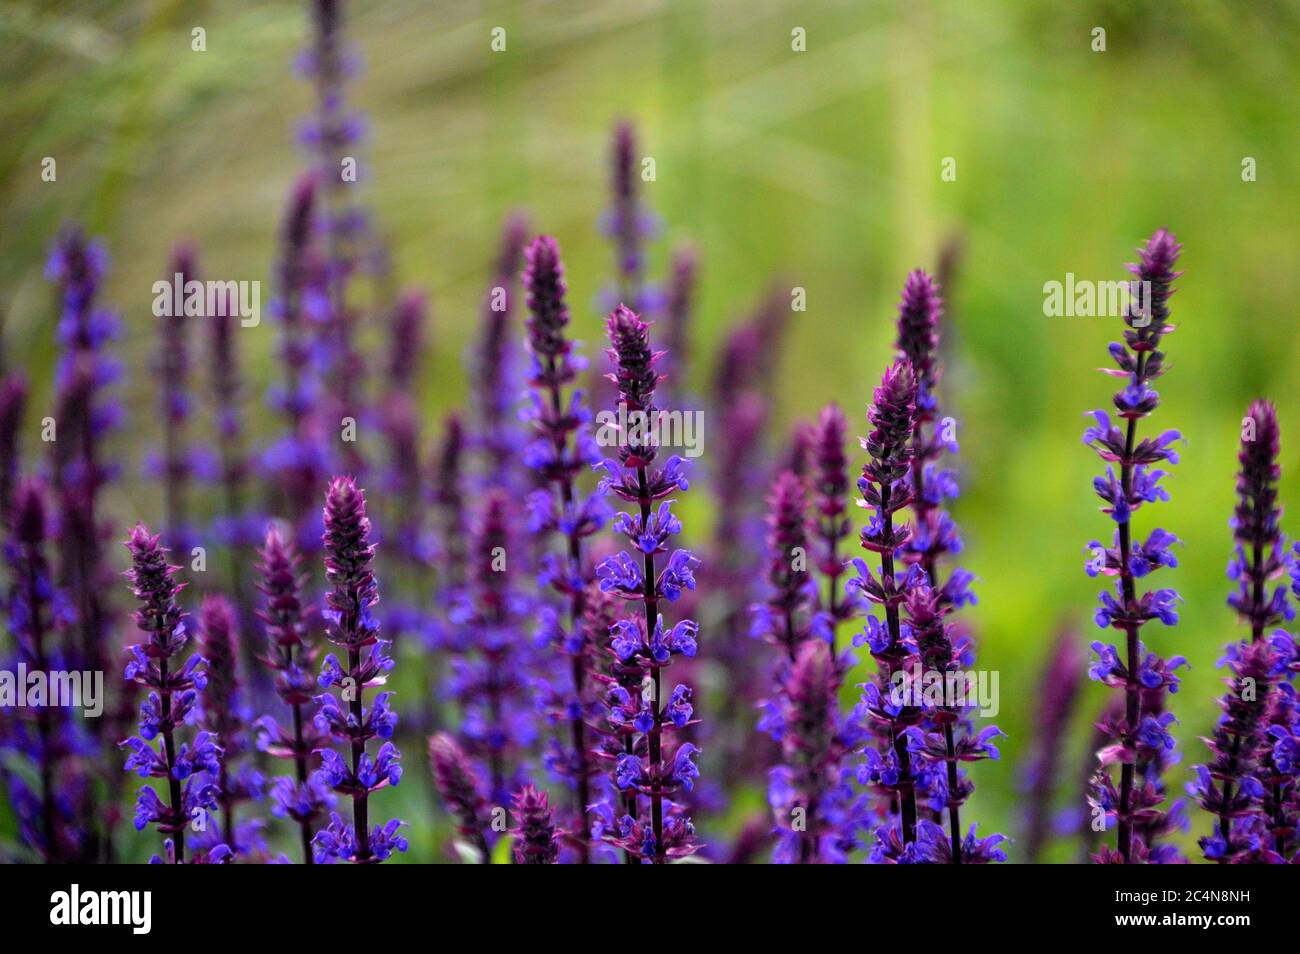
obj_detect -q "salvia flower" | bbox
[255,526,331,862]
[751,470,820,660]
[595,305,702,863]
[472,214,530,490]
[197,595,263,856]
[601,120,661,316]
[449,490,536,806]
[521,234,609,862]
[207,284,263,685]
[1083,229,1185,864]
[1021,630,1085,863]
[1227,401,1290,638]
[47,226,122,690]
[299,0,369,471]
[848,359,922,855]
[1222,399,1295,860]
[2,480,88,862]
[510,784,561,864]
[145,243,210,554]
[119,524,219,863]
[428,732,491,862]
[311,477,406,863]
[810,403,860,642]
[765,639,867,863]
[262,175,332,556]
[1188,639,1279,861]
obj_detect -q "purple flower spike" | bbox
[1083,230,1185,865]
[1022,630,1085,863]
[429,733,490,862]
[752,471,817,661]
[198,596,262,855]
[312,478,405,863]
[262,175,331,556]
[510,785,561,864]
[119,524,220,863]
[853,358,922,855]
[47,225,122,684]
[2,480,90,862]
[895,269,942,410]
[602,120,661,315]
[1220,399,1296,860]
[151,242,199,554]
[521,234,609,862]
[256,526,329,862]
[1188,640,1279,862]
[596,306,702,864]
[473,214,530,490]
[659,244,696,404]
[811,403,857,639]
[1228,401,1289,639]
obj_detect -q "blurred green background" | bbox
[2,0,1299,862]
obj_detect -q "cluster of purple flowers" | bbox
[8,0,1300,871]
[839,272,1004,865]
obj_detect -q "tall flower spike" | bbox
[473,214,530,489]
[752,471,818,661]
[521,234,609,862]
[432,414,468,589]
[300,0,368,477]
[208,285,262,682]
[595,305,702,863]
[1021,629,1085,863]
[453,490,533,805]
[47,226,121,677]
[428,732,491,862]
[46,226,120,859]
[659,244,696,405]
[262,175,331,556]
[119,524,223,864]
[811,403,858,646]
[1223,399,1293,859]
[312,478,407,863]
[603,121,660,315]
[1083,229,1185,864]
[197,595,263,856]
[150,242,204,554]
[256,526,330,862]
[848,359,922,857]
[1228,401,1289,641]
[378,288,434,648]
[2,480,86,862]
[703,292,791,789]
